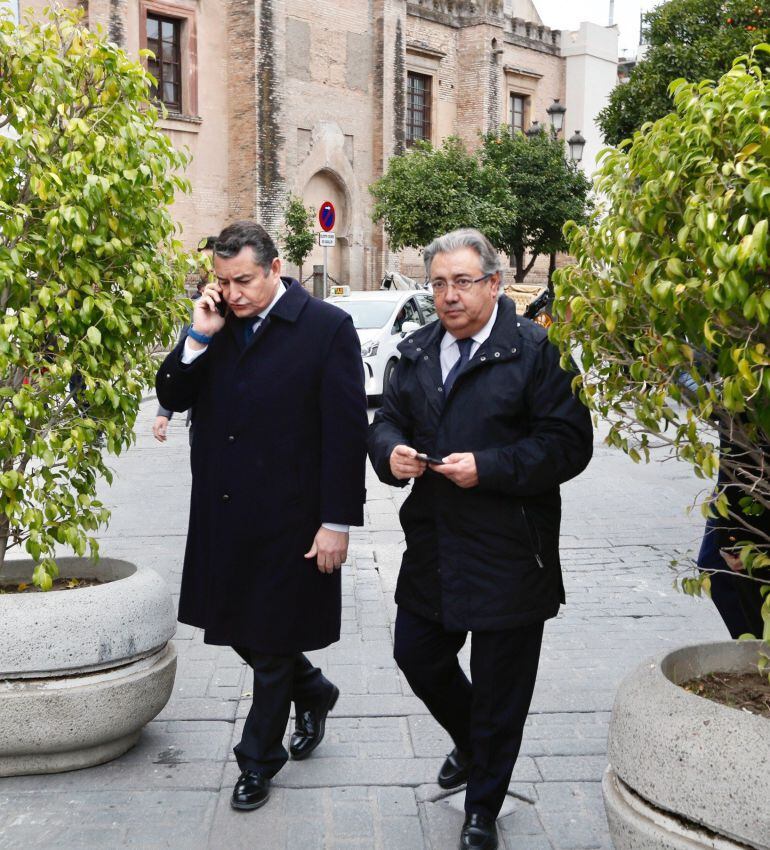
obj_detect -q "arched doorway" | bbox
[303,170,350,287]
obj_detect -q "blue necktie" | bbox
[443,337,473,397]
[244,318,262,345]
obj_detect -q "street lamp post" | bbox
[546,98,566,135]
[568,130,586,163]
[525,120,542,139]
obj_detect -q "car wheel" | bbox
[382,359,397,395]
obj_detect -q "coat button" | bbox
[494,352,501,358]
[228,435,235,443]
[437,386,443,392]
[480,356,486,362]
[416,347,422,352]
[511,347,517,354]
[222,493,230,502]
[165,373,171,379]
[423,355,429,361]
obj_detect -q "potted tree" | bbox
[0,7,189,775]
[551,50,770,849]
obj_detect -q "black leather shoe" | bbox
[230,770,271,811]
[438,746,470,789]
[459,813,498,850]
[289,684,340,760]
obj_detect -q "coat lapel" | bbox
[399,321,444,419]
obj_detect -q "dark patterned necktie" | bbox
[443,337,473,396]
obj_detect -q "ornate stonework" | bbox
[410,0,503,20]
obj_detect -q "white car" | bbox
[326,289,438,397]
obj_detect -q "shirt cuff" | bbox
[322,523,350,533]
[181,338,208,364]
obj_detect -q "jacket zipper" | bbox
[521,506,545,569]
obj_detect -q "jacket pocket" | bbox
[520,505,545,569]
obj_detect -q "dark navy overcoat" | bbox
[368,296,593,632]
[156,279,367,653]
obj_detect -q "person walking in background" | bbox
[368,228,593,850]
[153,236,216,445]
[156,221,367,811]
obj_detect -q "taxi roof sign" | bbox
[330,285,350,297]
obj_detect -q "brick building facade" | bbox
[17,0,617,289]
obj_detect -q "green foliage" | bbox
[369,137,517,256]
[370,133,590,282]
[552,52,770,639]
[281,195,315,281]
[599,0,770,146]
[0,7,190,587]
[479,128,592,281]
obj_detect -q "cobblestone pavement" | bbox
[0,400,727,849]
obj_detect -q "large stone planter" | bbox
[603,640,770,850]
[0,557,177,776]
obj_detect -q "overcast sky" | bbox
[534,0,663,55]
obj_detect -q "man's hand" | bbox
[390,445,428,481]
[189,282,226,344]
[720,549,745,572]
[304,527,349,574]
[432,452,479,488]
[153,415,170,442]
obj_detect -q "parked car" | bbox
[326,289,438,397]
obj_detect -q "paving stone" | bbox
[376,786,418,817]
[379,815,425,849]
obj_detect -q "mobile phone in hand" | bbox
[416,452,445,465]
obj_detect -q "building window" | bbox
[510,94,528,134]
[146,14,182,112]
[406,71,432,147]
[139,1,198,118]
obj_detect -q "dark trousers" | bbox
[232,647,333,778]
[698,518,765,638]
[394,607,543,820]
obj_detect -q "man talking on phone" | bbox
[156,221,367,812]
[368,229,593,850]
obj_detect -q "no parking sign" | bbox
[319,201,335,233]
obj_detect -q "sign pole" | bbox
[318,201,336,298]
[323,244,328,296]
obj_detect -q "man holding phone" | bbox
[368,229,593,850]
[156,221,367,812]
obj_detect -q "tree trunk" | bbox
[298,263,303,287]
[548,252,557,293]
[513,250,525,283]
[0,514,9,577]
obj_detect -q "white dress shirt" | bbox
[439,303,498,382]
[180,281,348,534]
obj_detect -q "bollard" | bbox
[313,265,325,300]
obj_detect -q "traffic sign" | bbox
[319,201,336,232]
[319,232,336,247]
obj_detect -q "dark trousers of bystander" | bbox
[231,648,333,778]
[393,607,544,820]
[698,517,765,638]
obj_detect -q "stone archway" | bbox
[293,121,368,289]
[303,169,350,286]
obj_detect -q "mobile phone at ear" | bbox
[416,452,445,465]
[215,297,227,318]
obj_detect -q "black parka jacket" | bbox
[368,296,593,631]
[156,280,368,654]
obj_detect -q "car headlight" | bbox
[361,340,379,357]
